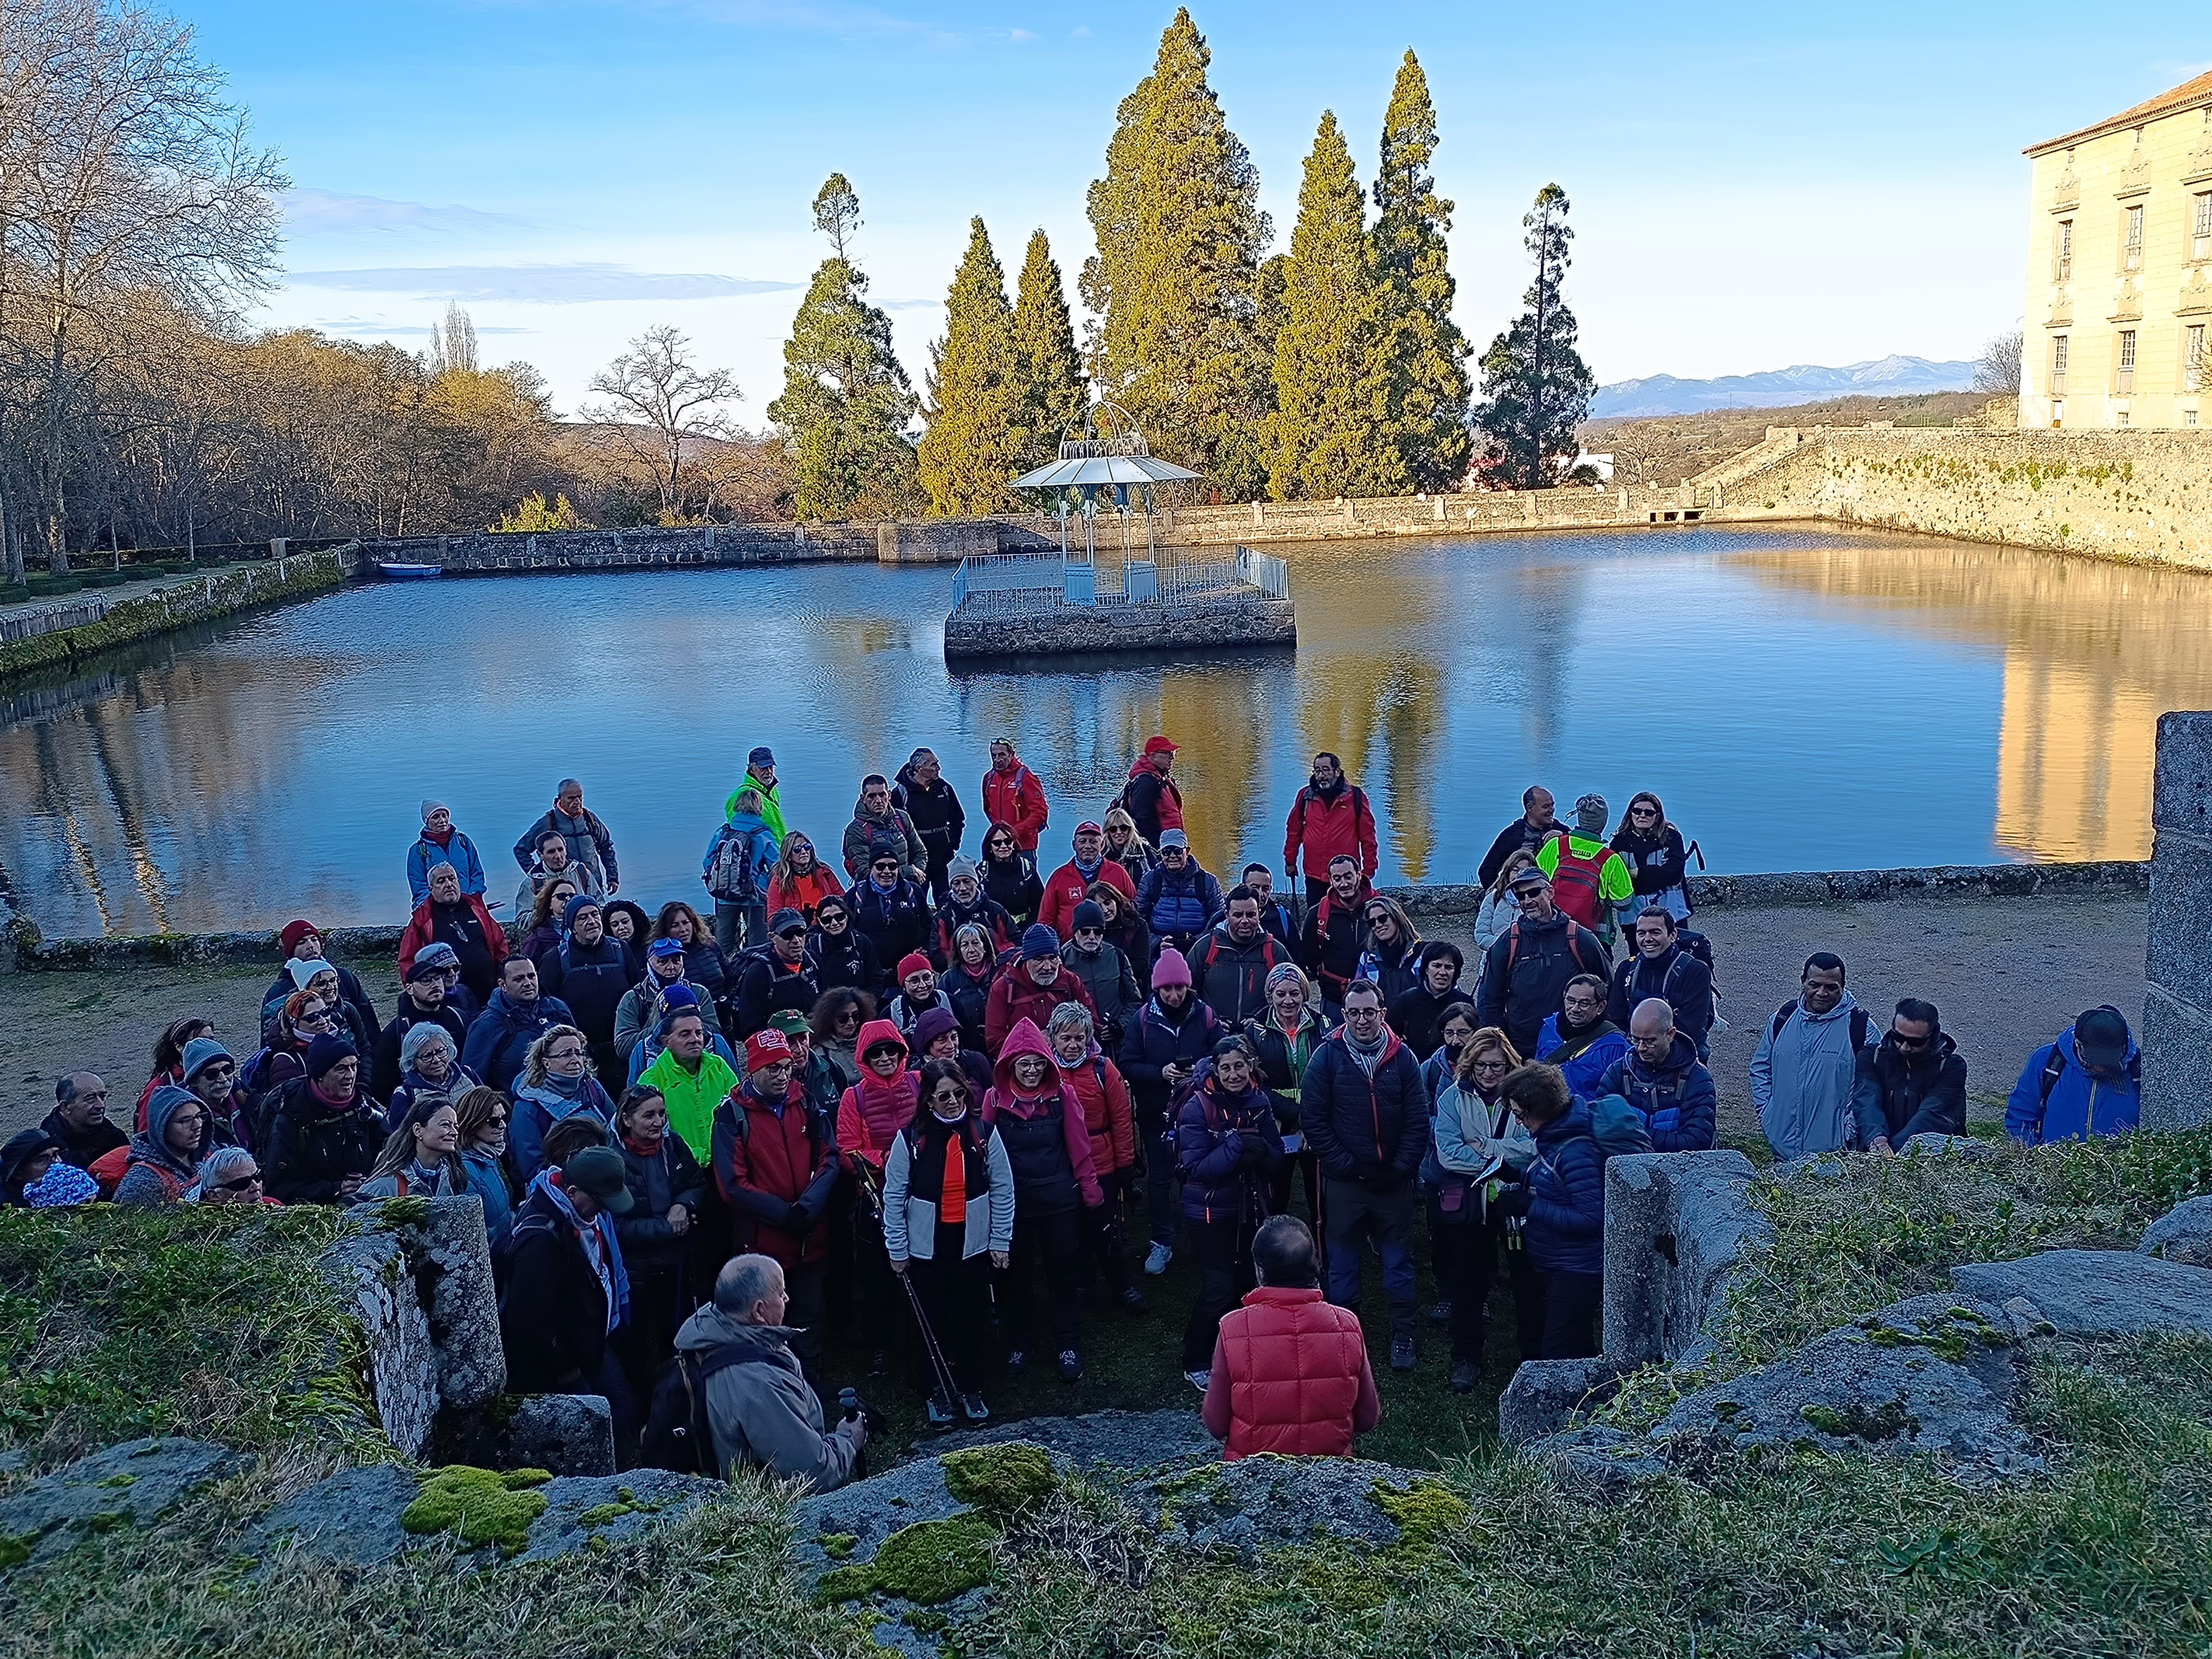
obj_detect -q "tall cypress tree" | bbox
[1471,184,1594,490]
[1372,50,1472,493]
[917,217,1022,516]
[768,173,918,520]
[1268,111,1386,501]
[1009,229,1088,470]
[1082,7,1272,498]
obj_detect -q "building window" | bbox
[2116,409,2131,427]
[2117,329,2137,394]
[2124,204,2144,272]
[2195,193,2212,263]
[2055,217,2074,281]
[2189,324,2208,393]
[2050,335,2069,394]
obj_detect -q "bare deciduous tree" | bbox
[581,326,742,522]
[1972,329,2023,397]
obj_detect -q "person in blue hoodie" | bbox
[2007,1005,2141,1144]
[407,801,490,908]
[1534,975,1629,1102]
[703,788,781,954]
[1594,998,1718,1153]
[1487,1062,1606,1360]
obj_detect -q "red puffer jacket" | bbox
[1203,1284,1379,1458]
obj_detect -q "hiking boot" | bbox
[925,1391,957,1429]
[1144,1241,1174,1275]
[1182,1368,1212,1393]
[1449,1359,1480,1394]
[1429,1300,1453,1327]
[1005,1349,1027,1377]
[1057,1348,1083,1382]
[1119,1285,1150,1314]
[961,1391,991,1424]
[1390,1334,1417,1372]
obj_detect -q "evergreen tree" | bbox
[917,218,1022,516]
[768,174,918,520]
[1372,50,1472,493]
[1268,111,1387,501]
[1009,229,1088,470]
[1470,184,1594,490]
[1082,7,1272,498]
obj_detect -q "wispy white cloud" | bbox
[877,297,944,311]
[282,189,535,236]
[287,264,801,303]
[317,315,536,337]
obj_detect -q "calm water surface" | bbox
[3,524,2199,936]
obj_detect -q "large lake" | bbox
[2,524,2199,937]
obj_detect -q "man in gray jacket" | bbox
[1750,953,1873,1160]
[674,1255,867,1491]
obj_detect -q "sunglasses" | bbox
[486,1113,509,1127]
[1891,1031,1931,1050]
[776,927,806,940]
[1075,927,1103,939]
[213,1171,263,1192]
[1629,807,1658,818]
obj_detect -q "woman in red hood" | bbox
[836,1019,919,1373]
[982,1017,1102,1382]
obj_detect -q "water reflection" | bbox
[4,525,2207,937]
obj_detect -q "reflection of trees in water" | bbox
[1734,539,2212,861]
[1,646,316,935]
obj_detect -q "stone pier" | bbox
[2144,710,2212,1128]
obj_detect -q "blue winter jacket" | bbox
[461,989,577,1095]
[1523,1102,1606,1275]
[1594,1032,1718,1152]
[408,829,488,906]
[1536,1014,1631,1103]
[1300,1032,1429,1186]
[1135,860,1224,942]
[2005,1024,2142,1144]
[1605,944,1715,1058]
[1175,1071,1284,1225]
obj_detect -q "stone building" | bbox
[2020,70,2212,431]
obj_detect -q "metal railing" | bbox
[1236,545,1289,599]
[950,545,1290,619]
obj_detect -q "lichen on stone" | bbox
[1369,1479,1471,1549]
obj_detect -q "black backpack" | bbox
[639,1342,763,1475]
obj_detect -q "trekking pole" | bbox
[1686,839,1706,872]
[854,1159,963,1407]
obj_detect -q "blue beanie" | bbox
[304,1034,356,1081]
[563,892,601,931]
[1021,923,1060,961]
[180,1036,234,1088]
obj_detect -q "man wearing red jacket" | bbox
[711,1029,840,1373]
[1202,1215,1380,1459]
[1282,753,1379,905]
[981,740,1050,853]
[986,926,1099,1055]
[1039,821,1137,938]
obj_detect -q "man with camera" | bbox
[673,1253,868,1491]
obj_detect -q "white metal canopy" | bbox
[1007,451,1203,489]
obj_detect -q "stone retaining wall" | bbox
[1704,426,2212,568]
[366,523,877,573]
[2145,710,2212,1129]
[0,546,361,683]
[943,595,1298,659]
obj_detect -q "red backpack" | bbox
[1544,835,1609,929]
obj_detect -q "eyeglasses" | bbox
[1891,1031,1931,1050]
[1365,913,1391,927]
[1629,807,1658,819]
[485,1113,509,1127]
[548,1048,584,1063]
[296,1011,337,1028]
[201,1064,236,1081]
[933,1087,970,1104]
[213,1171,262,1192]
[776,928,806,940]
[170,1108,207,1126]
[872,862,899,873]
[1074,928,1103,940]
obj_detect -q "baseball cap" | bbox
[769,908,806,936]
[648,937,686,960]
[1159,828,1189,851]
[1509,865,1552,890]
[2073,1006,2131,1069]
[767,1009,809,1038]
[562,1146,634,1214]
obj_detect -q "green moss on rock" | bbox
[940,1443,1057,1517]
[815,1513,998,1606]
[1369,1479,1471,1548]
[399,1467,550,1551]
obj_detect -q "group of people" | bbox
[0,746,2150,1487]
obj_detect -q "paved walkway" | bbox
[0,888,2149,1144]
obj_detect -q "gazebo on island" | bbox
[941,408,1295,662]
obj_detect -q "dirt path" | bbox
[0,889,2146,1144]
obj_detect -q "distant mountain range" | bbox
[1590,355,1979,419]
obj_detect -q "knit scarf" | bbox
[1343,1024,1387,1078]
[533,1169,630,1334]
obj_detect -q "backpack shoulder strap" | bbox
[692,1342,765,1384]
[1503,921,1522,976]
[2036,1045,2068,1105]
[1850,1008,1870,1050]
[1769,999,1798,1044]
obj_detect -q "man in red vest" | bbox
[1201,1214,1380,1459]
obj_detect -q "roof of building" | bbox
[2027,68,2212,156]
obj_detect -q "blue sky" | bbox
[195,0,2210,417]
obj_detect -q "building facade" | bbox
[2021,72,2212,432]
